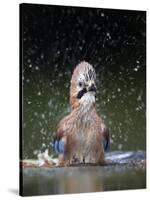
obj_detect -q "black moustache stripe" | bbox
[88,69,93,80]
[77,88,87,99]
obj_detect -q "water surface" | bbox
[22,164,146,196]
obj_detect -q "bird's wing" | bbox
[93,110,110,152]
[101,123,110,152]
[53,117,68,154]
[53,130,66,154]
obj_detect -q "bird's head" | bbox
[70,61,96,110]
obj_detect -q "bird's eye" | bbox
[78,82,83,87]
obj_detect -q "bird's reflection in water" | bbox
[59,171,104,193]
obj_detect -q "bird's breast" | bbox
[65,109,104,163]
[74,115,98,154]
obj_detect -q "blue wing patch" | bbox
[103,138,110,152]
[102,126,110,152]
[54,139,65,154]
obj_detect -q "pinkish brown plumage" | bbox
[53,61,109,166]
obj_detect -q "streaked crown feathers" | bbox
[70,61,96,109]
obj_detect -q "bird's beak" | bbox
[88,84,96,92]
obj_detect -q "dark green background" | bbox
[21,4,146,159]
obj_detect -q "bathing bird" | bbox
[53,61,109,166]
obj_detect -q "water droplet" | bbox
[79,46,83,50]
[40,53,44,59]
[34,112,38,116]
[27,59,31,63]
[57,51,60,55]
[117,88,121,92]
[35,66,39,70]
[118,144,123,150]
[37,91,41,96]
[41,113,45,119]
[134,68,138,72]
[137,95,142,101]
[42,143,46,148]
